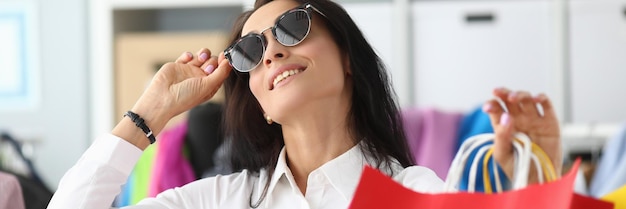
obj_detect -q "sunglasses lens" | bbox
[275,10,310,46]
[229,36,264,72]
[228,8,313,72]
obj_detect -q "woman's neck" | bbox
[281,113,356,196]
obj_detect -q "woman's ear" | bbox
[343,53,352,76]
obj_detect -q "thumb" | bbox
[492,113,515,177]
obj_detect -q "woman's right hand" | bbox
[113,48,232,149]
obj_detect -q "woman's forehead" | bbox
[241,0,300,35]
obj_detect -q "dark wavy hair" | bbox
[222,0,414,206]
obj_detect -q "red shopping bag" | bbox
[349,160,613,209]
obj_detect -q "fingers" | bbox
[487,87,561,181]
[171,48,224,78]
[203,58,231,82]
[534,93,555,118]
[176,48,213,66]
[482,99,504,124]
[483,97,516,178]
[492,112,515,175]
[197,59,232,101]
[175,52,194,64]
[486,88,553,150]
[493,88,545,117]
[200,55,219,75]
[201,52,229,75]
[218,51,228,66]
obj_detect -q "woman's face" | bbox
[243,0,351,124]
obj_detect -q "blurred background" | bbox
[1,0,625,207]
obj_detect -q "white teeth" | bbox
[273,69,303,88]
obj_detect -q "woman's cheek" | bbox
[248,72,264,101]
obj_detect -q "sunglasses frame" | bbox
[224,3,325,73]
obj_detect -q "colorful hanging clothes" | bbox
[148,120,196,197]
[402,107,463,179]
[456,105,493,151]
[115,140,158,207]
[589,122,626,197]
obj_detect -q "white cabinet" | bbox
[89,0,246,137]
[411,0,558,112]
[569,0,626,123]
[110,0,247,9]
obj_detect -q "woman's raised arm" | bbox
[47,49,232,209]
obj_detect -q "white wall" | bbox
[0,0,89,189]
[569,0,626,124]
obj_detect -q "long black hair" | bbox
[222,0,414,206]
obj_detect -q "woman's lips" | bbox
[269,64,307,90]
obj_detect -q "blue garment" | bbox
[459,141,510,192]
[589,122,626,197]
[455,106,508,192]
[115,172,133,207]
[456,106,493,151]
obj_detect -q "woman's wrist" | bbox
[130,105,170,136]
[112,117,153,150]
[111,100,172,150]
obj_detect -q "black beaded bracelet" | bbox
[123,111,156,144]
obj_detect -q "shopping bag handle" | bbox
[444,132,557,193]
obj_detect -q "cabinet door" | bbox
[570,0,626,123]
[412,1,557,111]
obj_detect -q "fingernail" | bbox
[500,113,510,125]
[186,52,193,58]
[482,103,492,112]
[535,94,546,102]
[204,65,215,74]
[199,53,208,61]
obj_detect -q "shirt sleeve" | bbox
[47,134,143,209]
[395,166,445,193]
[47,134,256,209]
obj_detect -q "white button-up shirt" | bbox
[48,134,443,209]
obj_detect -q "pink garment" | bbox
[148,121,196,197]
[402,107,463,179]
[0,171,25,209]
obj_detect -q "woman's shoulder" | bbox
[392,165,445,193]
[155,169,265,208]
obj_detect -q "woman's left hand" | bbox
[483,87,562,183]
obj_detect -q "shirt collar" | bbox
[317,143,371,201]
[265,142,403,203]
[266,147,291,197]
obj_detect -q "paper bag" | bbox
[349,160,613,209]
[602,184,626,209]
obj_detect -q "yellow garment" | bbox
[130,142,157,205]
[601,184,626,209]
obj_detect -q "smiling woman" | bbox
[47,0,562,208]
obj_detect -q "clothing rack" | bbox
[0,132,43,184]
[0,132,53,209]
[561,123,622,156]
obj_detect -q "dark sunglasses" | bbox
[224,3,326,73]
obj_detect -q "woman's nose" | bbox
[263,34,288,66]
